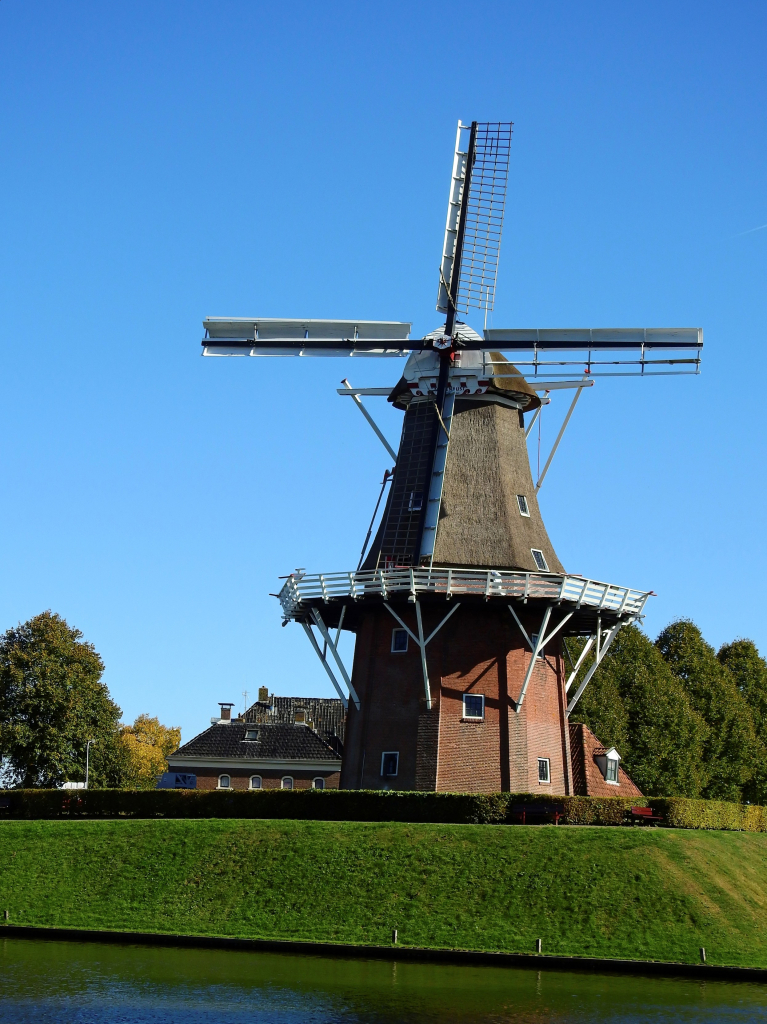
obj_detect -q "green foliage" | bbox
[571,620,767,802]
[0,612,123,789]
[657,621,766,802]
[0,787,688,828]
[3,819,767,967]
[571,624,708,797]
[648,797,767,832]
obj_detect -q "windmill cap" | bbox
[388,326,540,412]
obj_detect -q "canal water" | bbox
[1,938,766,1022]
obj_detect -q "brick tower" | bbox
[201,119,702,795]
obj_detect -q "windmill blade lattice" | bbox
[455,122,513,314]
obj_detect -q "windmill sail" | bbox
[437,121,513,318]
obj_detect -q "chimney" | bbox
[258,686,269,702]
[217,702,235,724]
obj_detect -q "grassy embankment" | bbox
[2,819,767,968]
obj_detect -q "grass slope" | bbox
[1,819,767,968]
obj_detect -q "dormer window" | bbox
[531,549,548,572]
[295,711,306,724]
[517,495,530,517]
[595,746,622,785]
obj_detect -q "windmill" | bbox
[201,121,702,794]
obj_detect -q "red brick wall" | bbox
[187,769,341,791]
[342,603,573,795]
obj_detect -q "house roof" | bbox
[244,695,345,753]
[568,722,642,798]
[171,721,341,763]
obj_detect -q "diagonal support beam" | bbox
[414,600,431,709]
[300,622,348,710]
[310,607,361,709]
[508,604,532,648]
[515,605,552,712]
[535,378,588,493]
[566,622,623,716]
[384,600,462,713]
[340,378,397,462]
[564,636,595,694]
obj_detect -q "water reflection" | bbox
[0,937,765,1023]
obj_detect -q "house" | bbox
[166,687,345,791]
[568,722,643,797]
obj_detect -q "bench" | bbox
[510,803,565,825]
[628,805,664,825]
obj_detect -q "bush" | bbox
[2,788,764,830]
[649,797,767,832]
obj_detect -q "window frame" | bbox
[249,775,262,790]
[217,774,231,790]
[531,548,549,572]
[381,751,399,777]
[462,693,485,721]
[391,628,409,654]
[281,776,294,790]
[517,494,530,517]
[312,777,325,790]
[243,728,258,741]
[537,758,551,784]
[605,758,619,784]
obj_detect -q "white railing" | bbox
[278,567,650,621]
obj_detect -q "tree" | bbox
[0,611,123,788]
[571,624,708,797]
[118,714,181,789]
[717,639,767,804]
[656,620,765,803]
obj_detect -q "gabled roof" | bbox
[244,695,345,753]
[171,722,341,763]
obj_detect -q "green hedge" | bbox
[648,797,767,832]
[1,788,764,830]
[0,788,642,825]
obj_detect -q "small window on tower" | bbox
[391,628,409,653]
[381,752,399,777]
[517,495,530,517]
[463,694,485,720]
[408,492,423,512]
[538,758,551,784]
[531,549,549,572]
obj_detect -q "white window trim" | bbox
[312,777,325,790]
[531,548,549,572]
[391,628,409,654]
[537,758,551,784]
[605,758,620,785]
[249,775,262,790]
[381,751,399,777]
[517,494,530,517]
[281,776,294,790]
[217,775,232,790]
[462,693,485,721]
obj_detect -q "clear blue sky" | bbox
[1,1,765,742]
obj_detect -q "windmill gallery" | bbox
[195,121,703,798]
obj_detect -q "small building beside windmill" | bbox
[166,688,344,791]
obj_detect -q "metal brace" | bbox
[383,599,461,710]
